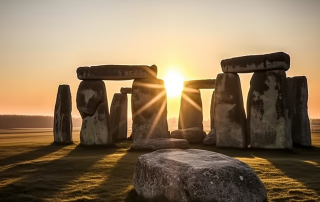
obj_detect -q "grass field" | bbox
[0,129,320,202]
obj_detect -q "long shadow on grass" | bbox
[0,144,119,201]
[0,143,67,167]
[267,147,320,196]
[96,148,147,201]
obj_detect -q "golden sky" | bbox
[0,0,320,119]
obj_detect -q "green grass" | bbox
[0,131,320,202]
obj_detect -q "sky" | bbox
[0,0,320,120]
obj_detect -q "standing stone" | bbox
[110,93,128,141]
[210,90,215,130]
[76,80,112,145]
[131,78,169,140]
[212,73,247,148]
[170,127,206,144]
[77,65,157,80]
[203,128,216,146]
[221,52,290,73]
[287,76,311,146]
[178,88,203,131]
[54,85,73,144]
[247,70,292,149]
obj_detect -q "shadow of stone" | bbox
[0,143,67,167]
[96,149,147,201]
[267,154,320,196]
[0,144,119,201]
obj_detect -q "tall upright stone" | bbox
[212,73,247,148]
[178,88,203,131]
[287,76,311,146]
[110,93,128,141]
[76,80,112,145]
[131,78,169,140]
[247,70,292,149]
[54,85,73,144]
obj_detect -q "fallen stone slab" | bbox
[184,79,215,89]
[77,65,157,80]
[221,52,290,73]
[76,80,109,118]
[247,70,292,149]
[120,87,132,94]
[131,138,189,151]
[80,102,112,145]
[54,84,73,144]
[212,73,247,148]
[170,127,205,144]
[178,88,203,131]
[131,78,169,140]
[287,76,311,146]
[110,93,128,141]
[203,129,216,146]
[133,149,267,202]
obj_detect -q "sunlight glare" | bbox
[164,70,184,97]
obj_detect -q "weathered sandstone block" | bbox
[212,73,247,148]
[247,70,292,149]
[133,149,267,202]
[131,78,169,140]
[76,80,108,118]
[221,52,290,73]
[287,76,311,146]
[54,85,73,144]
[110,93,128,141]
[170,127,206,144]
[120,87,132,94]
[80,102,112,145]
[131,138,189,151]
[77,65,157,80]
[184,79,215,89]
[178,88,203,131]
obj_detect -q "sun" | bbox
[163,70,184,97]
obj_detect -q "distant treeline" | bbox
[0,115,82,129]
[310,119,320,125]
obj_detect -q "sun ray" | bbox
[147,99,167,139]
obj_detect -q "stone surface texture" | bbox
[131,78,169,140]
[184,79,215,89]
[212,73,247,148]
[131,138,189,151]
[287,76,311,146]
[110,93,128,141]
[178,88,203,131]
[170,127,206,144]
[120,87,132,94]
[221,52,290,73]
[133,149,267,202]
[76,80,112,145]
[247,70,292,149]
[203,129,216,146]
[77,65,157,80]
[54,85,73,144]
[80,102,112,145]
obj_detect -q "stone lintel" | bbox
[77,64,157,80]
[120,87,132,94]
[221,52,290,73]
[184,79,215,89]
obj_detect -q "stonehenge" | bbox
[53,85,73,144]
[287,76,311,146]
[56,51,310,149]
[212,73,247,148]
